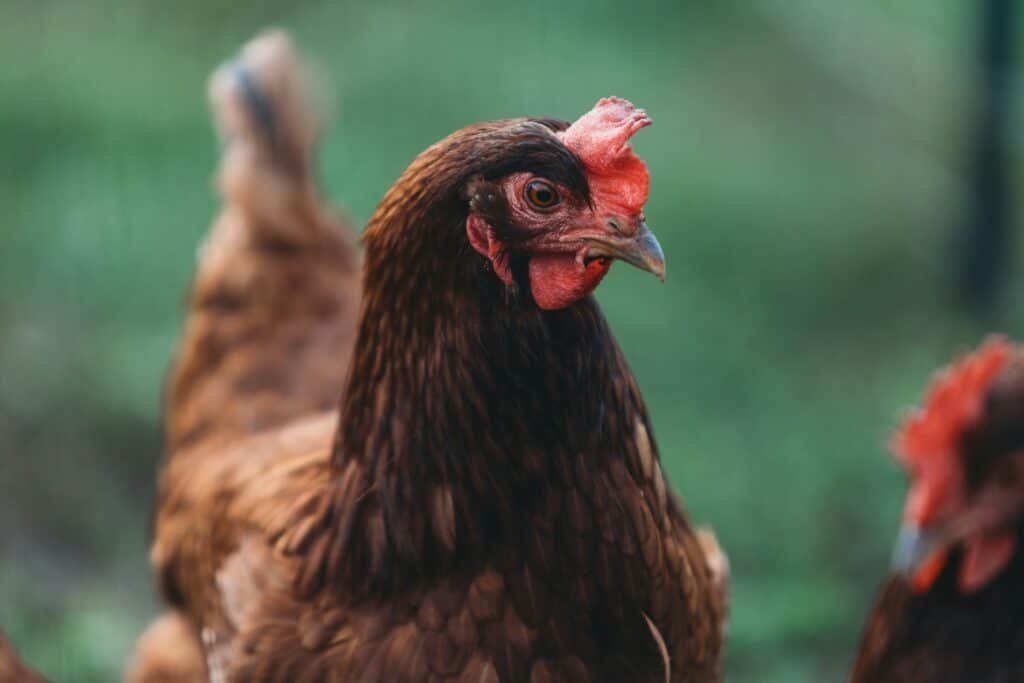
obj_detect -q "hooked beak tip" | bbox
[635,222,666,281]
[581,220,666,281]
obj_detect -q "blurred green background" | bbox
[1,1,1022,680]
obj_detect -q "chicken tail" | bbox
[164,29,361,452]
[207,29,347,248]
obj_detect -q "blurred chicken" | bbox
[0,631,46,683]
[165,29,360,453]
[852,337,1024,682]
[128,30,360,683]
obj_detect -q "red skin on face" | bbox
[960,532,1017,592]
[467,97,653,310]
[892,338,1018,593]
[527,252,613,310]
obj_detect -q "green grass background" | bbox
[1,1,1023,680]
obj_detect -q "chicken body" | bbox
[129,30,360,682]
[852,545,1024,682]
[154,324,723,682]
[144,32,725,683]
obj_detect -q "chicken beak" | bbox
[581,219,666,281]
[892,520,954,585]
[891,524,943,576]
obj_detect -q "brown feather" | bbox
[143,32,726,683]
[851,536,1024,682]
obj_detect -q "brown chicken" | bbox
[0,631,46,683]
[164,30,361,454]
[852,337,1024,682]
[141,34,727,682]
[128,31,360,682]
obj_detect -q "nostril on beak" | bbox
[606,216,643,237]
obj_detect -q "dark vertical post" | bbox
[961,0,1015,312]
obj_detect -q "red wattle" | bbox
[528,252,611,310]
[959,531,1016,593]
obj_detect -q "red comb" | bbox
[559,97,651,216]
[892,337,1014,476]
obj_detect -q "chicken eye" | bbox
[525,180,559,210]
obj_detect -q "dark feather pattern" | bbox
[149,111,725,681]
[852,526,1024,682]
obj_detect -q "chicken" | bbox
[165,29,360,454]
[128,31,360,682]
[146,31,726,680]
[852,337,1024,682]
[0,631,46,683]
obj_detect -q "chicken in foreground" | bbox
[146,34,727,683]
[852,337,1024,682]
